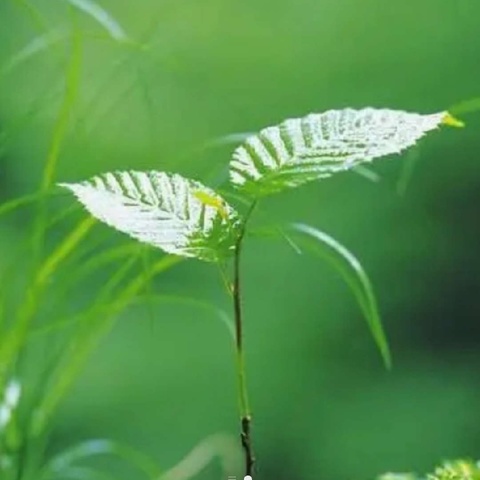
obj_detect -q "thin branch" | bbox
[232,200,257,477]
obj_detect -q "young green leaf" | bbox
[59,171,241,262]
[288,223,391,369]
[230,108,458,196]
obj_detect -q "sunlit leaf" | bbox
[59,171,241,262]
[230,108,456,196]
[288,222,391,368]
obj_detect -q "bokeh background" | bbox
[0,1,479,479]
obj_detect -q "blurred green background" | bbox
[1,1,480,479]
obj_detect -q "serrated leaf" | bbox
[229,108,453,196]
[59,171,240,262]
[288,223,391,369]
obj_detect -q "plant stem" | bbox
[232,200,257,477]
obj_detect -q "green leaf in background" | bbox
[288,222,391,369]
[377,459,480,480]
[229,108,459,196]
[378,474,420,480]
[39,439,162,480]
[428,460,480,480]
[59,171,241,262]
[65,0,129,43]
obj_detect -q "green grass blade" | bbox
[396,148,421,196]
[41,439,161,479]
[159,434,241,480]
[0,30,65,78]
[44,243,140,315]
[29,255,139,436]
[0,218,95,386]
[134,294,235,341]
[449,96,480,116]
[66,0,129,42]
[36,217,96,285]
[41,20,82,191]
[353,165,381,183]
[34,13,83,267]
[11,0,49,32]
[42,466,116,480]
[30,256,182,437]
[0,190,58,218]
[288,222,391,369]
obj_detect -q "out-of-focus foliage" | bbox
[379,459,480,480]
[0,1,479,479]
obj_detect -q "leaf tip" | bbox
[57,182,76,192]
[442,112,465,128]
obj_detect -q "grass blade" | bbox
[0,191,58,218]
[36,217,96,285]
[159,434,241,480]
[135,294,235,341]
[41,439,161,479]
[42,466,116,480]
[0,30,66,78]
[396,148,421,196]
[30,256,182,437]
[353,165,381,183]
[288,222,391,369]
[0,218,95,387]
[449,96,480,116]
[66,0,129,42]
[41,19,82,192]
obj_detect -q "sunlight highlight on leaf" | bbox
[66,0,129,42]
[60,171,241,262]
[230,108,452,196]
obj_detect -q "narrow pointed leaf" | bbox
[288,222,391,368]
[230,108,454,196]
[40,439,161,479]
[66,0,129,42]
[59,171,241,262]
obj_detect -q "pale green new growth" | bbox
[60,171,241,262]
[229,108,449,196]
[379,459,480,480]
[428,460,480,480]
[379,474,419,480]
